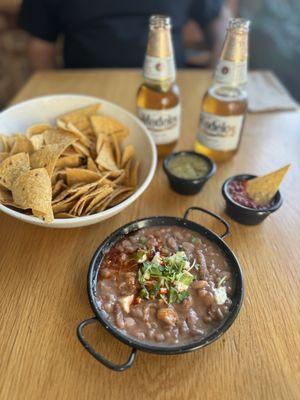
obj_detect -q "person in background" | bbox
[19,0,232,71]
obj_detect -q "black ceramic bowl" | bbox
[163,151,216,195]
[222,174,283,225]
[77,207,244,372]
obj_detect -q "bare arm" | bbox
[204,4,233,67]
[27,36,57,71]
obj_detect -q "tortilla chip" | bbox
[96,133,106,154]
[109,187,134,207]
[82,185,113,215]
[0,134,10,152]
[87,157,99,172]
[124,158,132,186]
[52,199,77,214]
[30,144,66,177]
[121,145,135,167]
[54,212,76,219]
[65,168,101,186]
[57,120,91,147]
[58,104,100,135]
[6,135,18,151]
[0,152,9,162]
[11,168,53,222]
[96,139,118,171]
[52,180,100,204]
[56,154,83,168]
[70,187,107,216]
[43,128,77,147]
[72,142,91,157]
[88,186,132,214]
[62,146,78,156]
[90,115,126,136]
[30,134,44,151]
[0,152,30,189]
[246,164,290,205]
[26,123,51,138]
[51,169,66,186]
[10,135,34,155]
[0,186,12,202]
[52,179,67,199]
[109,171,124,186]
[111,134,121,167]
[130,160,139,187]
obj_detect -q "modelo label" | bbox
[197,111,244,151]
[214,60,247,86]
[143,55,176,81]
[137,105,181,145]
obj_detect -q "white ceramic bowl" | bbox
[0,94,157,228]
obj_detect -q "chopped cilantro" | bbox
[134,249,147,263]
[136,249,195,304]
[139,287,149,299]
[149,281,160,298]
[139,236,147,245]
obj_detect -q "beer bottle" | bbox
[195,18,250,162]
[137,15,181,157]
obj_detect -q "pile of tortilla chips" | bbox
[0,104,139,223]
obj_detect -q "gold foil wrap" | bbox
[146,16,173,58]
[221,19,250,62]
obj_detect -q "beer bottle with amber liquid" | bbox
[195,18,250,162]
[137,15,181,157]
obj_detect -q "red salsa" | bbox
[228,179,275,210]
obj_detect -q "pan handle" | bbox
[183,206,230,239]
[77,317,137,372]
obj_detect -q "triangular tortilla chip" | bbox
[88,186,132,215]
[43,128,77,147]
[57,120,91,147]
[96,133,106,154]
[0,152,30,189]
[121,145,135,167]
[246,164,290,205]
[111,134,121,167]
[65,167,101,186]
[0,134,9,152]
[26,123,52,138]
[52,179,67,199]
[52,199,77,214]
[82,185,113,215]
[109,187,134,207]
[87,157,99,172]
[56,154,83,168]
[58,104,100,135]
[0,152,9,162]
[30,144,66,177]
[11,168,53,222]
[70,186,107,216]
[96,139,118,171]
[90,115,126,136]
[10,135,33,155]
[30,134,44,151]
[72,142,90,157]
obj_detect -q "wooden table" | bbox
[0,70,299,400]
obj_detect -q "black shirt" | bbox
[19,0,223,68]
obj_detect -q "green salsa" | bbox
[168,154,209,180]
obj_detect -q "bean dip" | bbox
[97,226,235,345]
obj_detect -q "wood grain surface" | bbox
[0,70,299,400]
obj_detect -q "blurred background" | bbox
[0,0,299,109]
